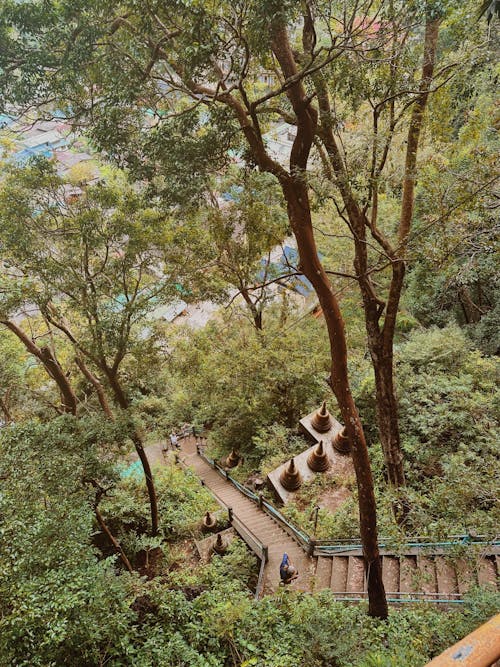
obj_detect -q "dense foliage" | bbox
[0,0,498,662]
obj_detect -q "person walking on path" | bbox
[169,432,180,450]
[280,553,299,584]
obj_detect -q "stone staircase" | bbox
[178,435,313,594]
[150,436,499,601]
[314,553,499,600]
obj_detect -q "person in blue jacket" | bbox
[280,553,298,584]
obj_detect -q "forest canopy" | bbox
[0,0,498,664]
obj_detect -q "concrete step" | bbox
[315,556,332,591]
[436,558,458,595]
[455,558,475,595]
[400,556,418,596]
[382,556,399,596]
[478,556,497,589]
[417,556,437,598]
[330,556,348,594]
[346,556,365,594]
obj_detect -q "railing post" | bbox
[228,507,233,523]
[263,545,268,563]
[313,505,320,535]
[258,492,263,509]
[307,539,316,557]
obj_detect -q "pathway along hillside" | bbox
[178,435,313,594]
[138,438,499,600]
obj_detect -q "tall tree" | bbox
[307,5,444,489]
[0,0,389,616]
[0,162,194,536]
[191,169,290,331]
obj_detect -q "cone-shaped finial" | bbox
[279,457,302,491]
[307,439,331,472]
[311,401,333,433]
[202,511,217,532]
[332,427,350,453]
[213,532,226,555]
[226,449,240,468]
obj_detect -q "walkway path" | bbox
[178,436,313,594]
[137,439,499,600]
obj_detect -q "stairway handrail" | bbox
[192,433,498,555]
[197,447,313,550]
[176,444,268,598]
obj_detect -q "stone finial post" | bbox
[311,401,333,433]
[307,440,330,472]
[279,458,302,491]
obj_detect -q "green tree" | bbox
[0,161,195,534]
[168,313,329,453]
[405,78,499,354]
[0,329,28,424]
[203,170,289,331]
[0,0,391,617]
[0,416,137,666]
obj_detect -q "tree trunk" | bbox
[458,286,483,324]
[94,504,133,573]
[312,71,407,490]
[0,319,77,415]
[284,181,388,619]
[0,392,12,424]
[75,356,115,420]
[39,346,78,415]
[105,368,159,536]
[371,345,405,487]
[86,480,134,573]
[265,20,388,619]
[240,287,263,330]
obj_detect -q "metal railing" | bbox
[182,430,499,604]
[175,439,268,599]
[197,446,313,553]
[196,445,500,561]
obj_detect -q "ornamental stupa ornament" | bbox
[226,449,240,468]
[279,458,302,491]
[311,401,333,433]
[307,439,330,472]
[332,427,350,453]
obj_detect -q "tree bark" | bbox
[75,356,115,420]
[86,480,134,573]
[458,286,483,324]
[94,503,133,572]
[312,17,440,491]
[240,287,263,330]
[105,367,159,537]
[0,391,12,424]
[0,319,78,415]
[372,343,405,487]
[284,180,387,618]
[268,22,388,619]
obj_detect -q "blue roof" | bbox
[13,147,54,163]
[221,185,243,202]
[0,113,14,128]
[256,245,316,297]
